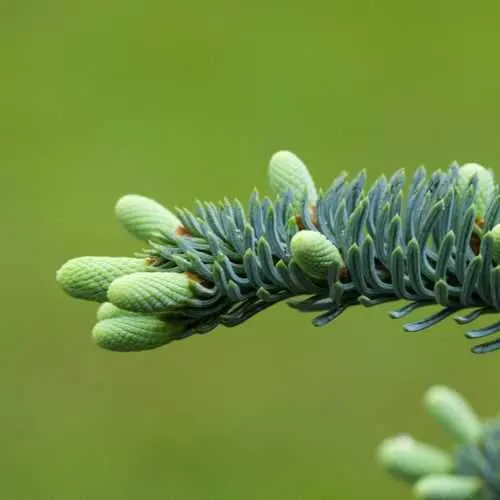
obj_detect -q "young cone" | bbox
[92,315,186,351]
[290,230,343,280]
[268,150,317,209]
[377,435,453,481]
[424,386,483,445]
[56,257,153,302]
[413,474,483,500]
[456,163,495,218]
[96,302,139,321]
[489,223,500,265]
[115,194,183,241]
[107,271,198,313]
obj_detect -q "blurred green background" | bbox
[1,1,500,498]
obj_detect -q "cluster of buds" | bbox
[56,152,500,353]
[379,386,500,499]
[56,195,211,351]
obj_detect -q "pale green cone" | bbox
[413,474,483,500]
[56,257,153,302]
[268,151,318,209]
[457,163,495,218]
[92,315,187,352]
[378,435,453,481]
[489,223,500,265]
[290,230,343,280]
[115,194,182,241]
[96,302,139,321]
[107,271,198,313]
[424,386,483,445]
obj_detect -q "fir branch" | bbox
[56,152,500,353]
[378,385,500,499]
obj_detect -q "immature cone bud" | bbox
[56,257,153,302]
[413,474,483,500]
[92,315,187,351]
[96,302,139,321]
[290,230,343,279]
[377,435,453,481]
[457,163,495,218]
[489,223,500,265]
[268,151,318,209]
[115,194,182,241]
[107,271,197,313]
[424,386,483,445]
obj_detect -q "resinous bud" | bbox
[290,230,343,279]
[56,257,153,302]
[268,151,318,209]
[424,386,483,445]
[107,271,198,313]
[92,315,187,351]
[115,194,182,241]
[377,435,453,481]
[457,163,495,218]
[413,474,483,500]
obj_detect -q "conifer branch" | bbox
[379,385,500,499]
[56,152,500,353]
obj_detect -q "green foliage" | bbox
[56,152,500,354]
[378,386,500,499]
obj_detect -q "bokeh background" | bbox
[2,1,500,498]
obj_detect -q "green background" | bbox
[2,1,499,498]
